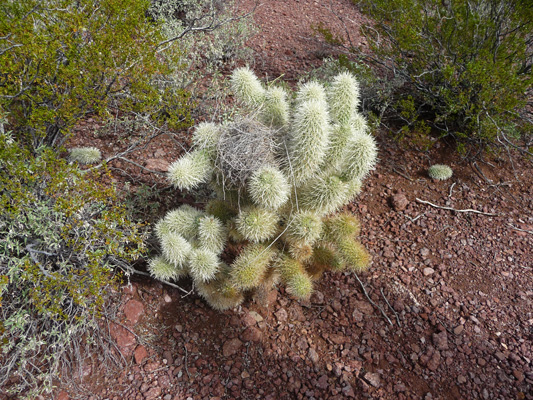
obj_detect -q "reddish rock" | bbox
[242,326,263,342]
[124,299,144,325]
[308,348,319,364]
[144,386,162,400]
[223,338,243,357]
[342,383,355,397]
[144,158,169,172]
[354,300,374,315]
[427,351,441,371]
[316,374,328,389]
[134,345,149,364]
[365,372,381,388]
[110,322,136,356]
[423,267,435,276]
[432,331,448,350]
[390,193,409,211]
[275,308,288,322]
[56,391,69,400]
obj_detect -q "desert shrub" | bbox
[149,68,378,310]
[321,0,533,153]
[0,131,147,397]
[0,0,192,152]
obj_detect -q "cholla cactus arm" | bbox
[343,176,363,204]
[148,256,188,281]
[323,213,361,242]
[309,245,346,272]
[192,122,221,153]
[168,149,212,190]
[352,113,368,135]
[262,86,290,129]
[328,72,360,125]
[322,124,353,172]
[230,244,276,290]
[299,175,348,215]
[428,164,453,180]
[69,147,102,164]
[231,67,265,107]
[188,248,220,282]
[205,199,237,222]
[198,215,226,254]
[286,272,313,300]
[163,205,203,240]
[161,232,192,267]
[287,241,313,261]
[236,207,279,242]
[288,99,331,184]
[248,166,290,210]
[295,81,327,105]
[275,253,313,300]
[286,211,323,245]
[342,133,378,181]
[337,238,371,272]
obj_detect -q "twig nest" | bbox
[216,118,278,188]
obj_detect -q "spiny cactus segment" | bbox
[150,68,378,310]
[428,164,453,180]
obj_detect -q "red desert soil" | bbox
[53,1,532,399]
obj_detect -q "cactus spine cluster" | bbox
[150,68,378,310]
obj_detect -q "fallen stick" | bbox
[354,273,393,326]
[508,224,533,235]
[415,198,498,216]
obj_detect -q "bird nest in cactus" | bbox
[151,67,378,310]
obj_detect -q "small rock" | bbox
[144,387,162,400]
[134,345,148,364]
[390,193,409,211]
[453,325,464,335]
[365,372,381,388]
[423,268,435,276]
[316,374,328,390]
[249,311,264,323]
[311,290,324,304]
[144,158,169,172]
[513,369,525,383]
[275,308,288,323]
[163,294,172,303]
[342,383,355,397]
[432,331,448,350]
[353,300,374,315]
[56,391,69,400]
[124,299,144,325]
[427,351,441,371]
[109,322,136,355]
[495,351,506,361]
[223,338,242,357]
[457,375,467,384]
[308,348,319,364]
[420,248,430,257]
[241,326,262,342]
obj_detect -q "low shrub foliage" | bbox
[0,132,146,397]
[319,0,533,154]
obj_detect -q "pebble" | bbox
[308,348,319,364]
[222,338,242,357]
[124,299,144,325]
[423,267,435,276]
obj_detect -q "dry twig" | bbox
[415,198,499,216]
[354,273,393,326]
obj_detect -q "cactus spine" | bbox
[151,68,377,310]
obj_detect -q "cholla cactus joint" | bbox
[69,147,102,164]
[428,164,453,180]
[152,68,378,310]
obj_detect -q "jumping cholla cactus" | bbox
[150,68,378,310]
[428,164,453,180]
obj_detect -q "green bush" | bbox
[345,0,533,152]
[0,132,146,397]
[0,0,192,152]
[149,68,377,310]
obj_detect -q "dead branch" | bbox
[415,198,499,216]
[354,273,393,326]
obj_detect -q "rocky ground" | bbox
[47,0,533,399]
